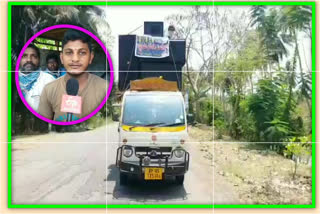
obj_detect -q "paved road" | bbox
[12,127,107,204]
[12,122,238,204]
[12,143,107,204]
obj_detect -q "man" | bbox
[38,29,107,121]
[19,44,55,111]
[45,53,65,78]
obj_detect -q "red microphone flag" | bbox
[60,94,82,114]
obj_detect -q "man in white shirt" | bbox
[19,44,55,112]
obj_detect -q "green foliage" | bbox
[86,112,106,129]
[238,99,256,141]
[34,38,59,51]
[214,119,226,139]
[214,71,311,142]
[213,6,312,144]
[250,6,294,65]
[247,79,280,140]
[216,31,268,72]
[284,138,311,179]
[284,142,311,157]
[213,98,225,139]
[198,98,213,126]
[264,119,291,142]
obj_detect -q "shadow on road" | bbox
[107,164,188,203]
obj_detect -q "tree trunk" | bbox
[194,98,201,123]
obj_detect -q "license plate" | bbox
[144,168,163,180]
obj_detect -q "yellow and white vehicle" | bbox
[116,77,189,185]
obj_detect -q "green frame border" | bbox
[7,1,316,209]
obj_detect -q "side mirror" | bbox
[187,113,194,125]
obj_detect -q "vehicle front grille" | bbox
[135,146,172,158]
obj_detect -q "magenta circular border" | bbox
[15,24,114,126]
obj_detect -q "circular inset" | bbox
[15,24,114,125]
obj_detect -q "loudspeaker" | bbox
[118,35,186,91]
[118,35,139,71]
[144,22,164,37]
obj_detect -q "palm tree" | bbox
[250,6,290,70]
[279,5,312,118]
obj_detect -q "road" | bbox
[12,127,107,204]
[12,121,238,204]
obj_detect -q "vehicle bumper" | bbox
[116,146,189,177]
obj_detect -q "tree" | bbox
[166,6,213,71]
[250,6,291,69]
[212,6,312,143]
[183,71,212,123]
[284,140,311,179]
[166,6,214,123]
[279,5,312,118]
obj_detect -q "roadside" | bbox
[189,124,312,204]
[213,142,312,204]
[188,124,240,204]
[188,124,213,142]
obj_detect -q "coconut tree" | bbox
[279,5,312,118]
[250,6,290,70]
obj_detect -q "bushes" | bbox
[213,72,311,142]
[198,98,213,126]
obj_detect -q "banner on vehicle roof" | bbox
[135,35,170,58]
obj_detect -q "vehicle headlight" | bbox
[174,148,185,158]
[123,146,133,157]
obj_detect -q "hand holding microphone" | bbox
[60,78,82,122]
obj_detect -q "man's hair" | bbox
[62,29,92,52]
[46,53,59,64]
[27,43,40,58]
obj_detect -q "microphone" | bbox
[60,78,82,122]
[66,78,79,96]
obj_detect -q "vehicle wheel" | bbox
[176,175,184,185]
[119,172,128,185]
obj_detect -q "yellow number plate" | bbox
[144,168,163,180]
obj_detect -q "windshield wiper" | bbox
[130,126,139,131]
[158,122,185,127]
[144,122,166,127]
[125,125,138,131]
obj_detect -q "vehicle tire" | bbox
[176,175,184,185]
[119,172,128,185]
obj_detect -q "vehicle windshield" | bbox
[122,94,185,127]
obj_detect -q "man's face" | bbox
[47,58,59,71]
[60,40,94,76]
[20,47,40,73]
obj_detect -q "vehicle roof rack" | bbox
[130,77,178,92]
